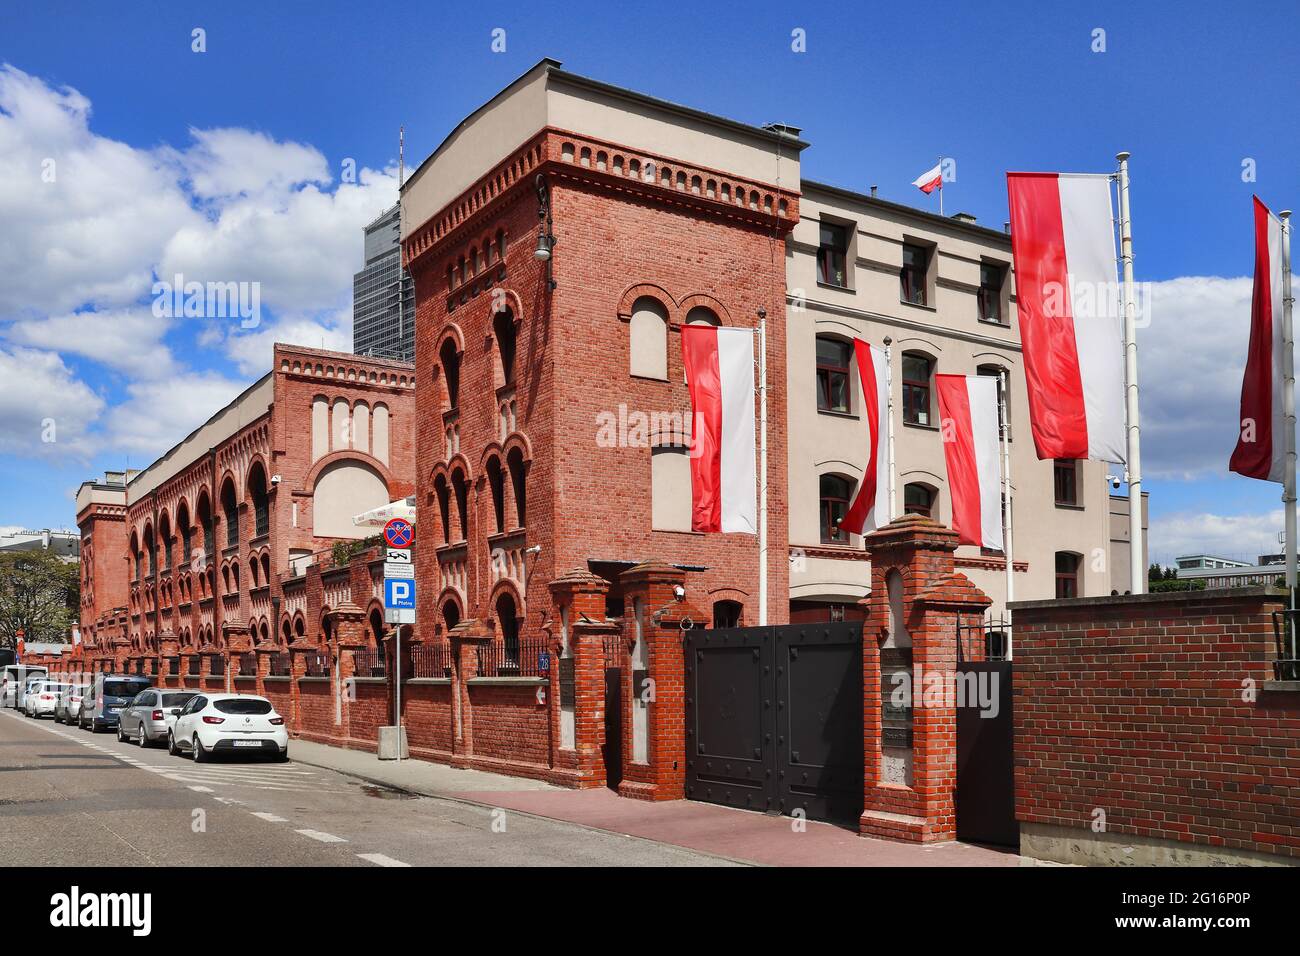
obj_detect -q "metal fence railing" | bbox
[209,655,226,677]
[353,647,386,678]
[268,652,290,677]
[238,653,257,677]
[168,656,180,676]
[411,643,453,679]
[304,652,331,677]
[477,637,550,678]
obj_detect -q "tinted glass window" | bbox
[103,680,149,698]
[214,699,273,715]
[161,693,197,708]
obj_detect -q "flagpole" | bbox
[1116,152,1145,594]
[1000,369,1014,658]
[937,156,944,217]
[884,336,897,519]
[757,308,769,627]
[1280,210,1296,620]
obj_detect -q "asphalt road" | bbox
[0,709,738,867]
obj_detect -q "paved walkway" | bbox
[290,740,1020,867]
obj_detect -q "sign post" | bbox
[381,518,415,761]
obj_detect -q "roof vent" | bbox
[950,212,977,224]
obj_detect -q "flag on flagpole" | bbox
[1229,197,1287,482]
[681,325,756,533]
[839,340,890,536]
[937,374,1004,550]
[1006,171,1126,463]
[912,162,943,195]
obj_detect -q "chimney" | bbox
[1003,221,1011,234]
[950,212,978,224]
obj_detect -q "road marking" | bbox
[188,785,214,793]
[296,828,347,843]
[252,812,288,823]
[357,853,410,867]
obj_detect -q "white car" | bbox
[24,680,73,718]
[167,693,289,762]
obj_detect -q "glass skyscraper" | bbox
[352,204,415,361]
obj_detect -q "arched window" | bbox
[451,469,469,542]
[712,600,742,629]
[629,296,668,380]
[903,482,934,518]
[130,531,142,581]
[434,474,451,544]
[177,503,192,567]
[248,463,270,538]
[220,480,238,548]
[440,338,461,410]
[486,457,505,534]
[493,308,517,385]
[442,600,461,633]
[496,592,520,662]
[1055,552,1081,598]
[197,493,214,561]
[685,306,720,327]
[902,352,934,425]
[143,525,155,577]
[816,335,852,413]
[506,448,527,528]
[820,474,853,543]
[159,514,172,573]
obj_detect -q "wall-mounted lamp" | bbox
[534,173,557,290]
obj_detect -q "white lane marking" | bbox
[357,853,411,868]
[252,812,288,823]
[295,829,347,844]
[188,785,214,793]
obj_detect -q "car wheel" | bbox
[276,747,289,763]
[167,731,180,756]
[116,724,126,742]
[193,735,209,763]
[137,724,147,747]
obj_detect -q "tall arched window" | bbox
[248,463,270,538]
[434,474,451,544]
[221,480,239,548]
[177,503,192,567]
[820,474,853,543]
[451,469,469,542]
[486,457,505,534]
[629,296,668,380]
[143,525,155,577]
[496,592,520,662]
[440,339,461,410]
[506,448,527,528]
[493,308,517,385]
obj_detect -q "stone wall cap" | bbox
[549,568,609,589]
[619,560,682,580]
[861,513,959,549]
[915,571,992,609]
[1009,585,1282,612]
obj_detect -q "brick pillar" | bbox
[447,618,491,768]
[332,602,366,743]
[618,562,699,801]
[548,570,612,788]
[859,514,991,843]
[158,631,179,689]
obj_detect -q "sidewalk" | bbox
[290,740,1021,867]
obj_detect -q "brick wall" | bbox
[465,682,551,768]
[1012,587,1300,864]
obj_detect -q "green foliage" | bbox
[0,550,79,647]
[1148,577,1206,593]
[331,534,383,569]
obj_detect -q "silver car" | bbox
[117,689,199,746]
[55,683,90,724]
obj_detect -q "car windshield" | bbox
[214,699,273,715]
[161,693,196,708]
[103,680,148,698]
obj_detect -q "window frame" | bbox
[1054,459,1081,508]
[817,221,850,289]
[901,352,934,427]
[978,261,1008,325]
[903,482,934,518]
[815,336,853,414]
[819,473,854,544]
[900,243,931,307]
[1055,552,1081,599]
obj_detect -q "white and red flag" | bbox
[937,374,1004,550]
[681,325,756,533]
[1229,197,1288,482]
[839,340,890,536]
[1006,171,1126,463]
[912,162,943,195]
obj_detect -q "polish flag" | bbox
[912,162,943,194]
[681,325,756,533]
[937,375,1004,550]
[1229,197,1287,482]
[1006,172,1126,462]
[839,340,890,536]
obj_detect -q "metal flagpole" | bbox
[1280,210,1296,625]
[758,309,769,626]
[884,337,897,519]
[1116,152,1145,594]
[1000,369,1014,658]
[937,156,944,218]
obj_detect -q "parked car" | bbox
[55,683,91,724]
[19,676,47,714]
[168,694,288,762]
[118,689,198,747]
[2,665,47,708]
[78,674,152,732]
[24,680,73,718]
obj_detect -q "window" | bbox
[221,482,238,549]
[904,483,934,517]
[629,296,668,380]
[451,470,469,542]
[976,364,1010,438]
[979,262,1006,324]
[486,457,505,534]
[816,336,852,413]
[434,475,451,544]
[1055,552,1080,598]
[493,308,516,385]
[902,353,933,426]
[820,474,853,544]
[817,222,849,287]
[249,465,270,538]
[439,339,461,410]
[1054,459,1080,507]
[496,593,520,662]
[651,445,692,532]
[685,306,719,327]
[901,243,930,306]
[713,600,742,629]
[506,448,527,527]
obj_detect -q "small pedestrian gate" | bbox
[954,648,1017,847]
[684,622,863,824]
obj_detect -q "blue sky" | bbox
[2,0,1297,563]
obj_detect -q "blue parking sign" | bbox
[384,578,415,610]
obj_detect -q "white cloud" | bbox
[170,127,329,201]
[100,372,250,457]
[222,309,353,378]
[1148,509,1283,566]
[0,346,104,460]
[6,307,176,379]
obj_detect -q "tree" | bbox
[0,551,79,648]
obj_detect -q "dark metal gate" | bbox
[603,637,625,791]
[684,622,863,824]
[955,618,1018,847]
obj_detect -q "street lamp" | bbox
[534,173,556,290]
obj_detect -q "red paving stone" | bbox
[454,788,1020,867]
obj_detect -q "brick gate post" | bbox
[548,570,613,788]
[331,602,367,745]
[618,562,700,801]
[447,619,491,767]
[860,514,991,843]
